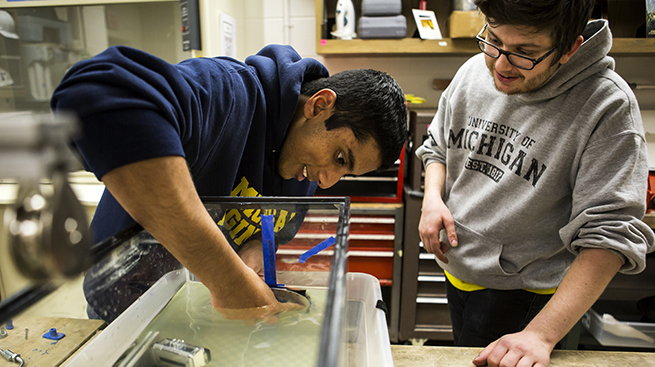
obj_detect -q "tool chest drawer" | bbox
[398,188,454,342]
[276,203,404,342]
[277,204,402,286]
[416,273,447,296]
[406,110,435,192]
[418,252,443,273]
[415,302,452,326]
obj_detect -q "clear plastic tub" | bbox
[65,197,393,367]
[582,308,655,348]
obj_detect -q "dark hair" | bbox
[474,0,596,62]
[300,69,407,171]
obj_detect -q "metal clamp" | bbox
[0,348,25,367]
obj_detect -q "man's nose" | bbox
[317,168,343,189]
[496,53,515,71]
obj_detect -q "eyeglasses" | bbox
[475,24,558,71]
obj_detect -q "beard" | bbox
[486,58,559,95]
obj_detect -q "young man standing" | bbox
[416,1,654,366]
[51,45,407,323]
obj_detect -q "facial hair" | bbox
[486,58,560,95]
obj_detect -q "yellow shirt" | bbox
[444,271,557,295]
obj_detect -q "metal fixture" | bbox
[0,348,25,367]
[0,112,92,325]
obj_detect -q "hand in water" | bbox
[210,264,308,324]
[214,300,306,324]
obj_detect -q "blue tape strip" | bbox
[299,236,336,263]
[261,214,277,287]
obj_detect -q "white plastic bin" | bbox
[66,270,393,367]
[582,308,655,348]
[345,272,394,367]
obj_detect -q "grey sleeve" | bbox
[559,131,655,274]
[415,92,450,168]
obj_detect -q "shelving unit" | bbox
[0,0,174,7]
[315,0,655,57]
[317,37,655,56]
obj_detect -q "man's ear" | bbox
[303,89,337,119]
[558,35,584,65]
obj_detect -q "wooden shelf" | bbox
[317,38,479,56]
[609,38,655,55]
[317,37,655,56]
[0,0,175,7]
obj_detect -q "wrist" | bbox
[522,317,565,348]
[422,186,443,202]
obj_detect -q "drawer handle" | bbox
[294,233,394,240]
[277,249,394,257]
[416,296,448,305]
[419,253,435,260]
[417,275,445,282]
[303,217,395,224]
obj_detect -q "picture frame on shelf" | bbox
[412,9,442,40]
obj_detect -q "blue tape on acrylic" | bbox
[261,214,278,287]
[299,236,336,263]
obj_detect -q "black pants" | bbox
[446,276,553,347]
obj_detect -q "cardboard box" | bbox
[448,10,486,38]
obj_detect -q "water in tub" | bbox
[127,281,329,367]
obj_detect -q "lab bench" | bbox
[3,316,655,367]
[0,315,105,367]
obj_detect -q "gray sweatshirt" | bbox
[416,20,655,290]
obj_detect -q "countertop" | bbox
[0,315,105,367]
[3,316,654,367]
[391,345,655,367]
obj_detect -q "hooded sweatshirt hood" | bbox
[519,19,614,103]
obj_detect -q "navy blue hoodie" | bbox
[51,45,328,321]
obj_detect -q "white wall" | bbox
[242,0,319,60]
[198,0,245,59]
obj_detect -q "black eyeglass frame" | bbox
[475,23,559,71]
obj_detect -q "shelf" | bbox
[317,37,655,56]
[609,38,655,55]
[317,38,479,55]
[0,0,176,7]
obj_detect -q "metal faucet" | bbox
[0,348,25,367]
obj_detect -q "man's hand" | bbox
[418,197,457,263]
[473,330,554,367]
[210,264,301,323]
[473,248,624,367]
[419,163,457,263]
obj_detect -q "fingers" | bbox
[420,238,449,264]
[418,222,444,255]
[442,214,458,247]
[418,201,458,262]
[436,241,450,264]
[491,350,521,367]
[474,337,549,367]
[473,340,497,366]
